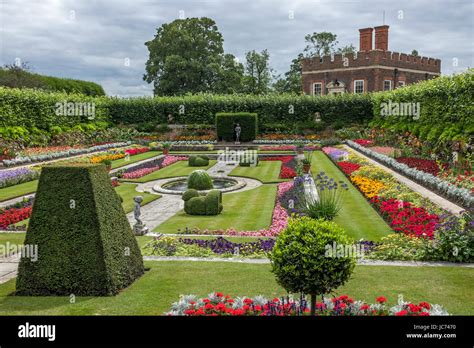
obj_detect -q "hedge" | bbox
[107,93,373,127]
[0,87,109,130]
[216,112,258,142]
[182,188,223,216]
[371,70,474,142]
[16,164,144,296]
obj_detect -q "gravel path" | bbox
[342,145,465,215]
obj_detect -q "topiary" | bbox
[205,189,223,215]
[15,164,144,296]
[182,188,199,202]
[187,196,207,215]
[187,170,213,190]
[269,217,356,315]
[189,155,209,167]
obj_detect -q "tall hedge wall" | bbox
[107,93,373,126]
[371,70,474,141]
[16,164,144,296]
[0,87,109,130]
[216,112,258,141]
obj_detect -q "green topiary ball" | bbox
[269,216,356,314]
[182,189,199,201]
[187,170,213,190]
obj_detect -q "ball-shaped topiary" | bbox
[269,216,356,315]
[189,155,210,167]
[187,170,213,190]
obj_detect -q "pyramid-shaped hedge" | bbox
[16,164,144,296]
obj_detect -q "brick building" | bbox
[301,26,441,95]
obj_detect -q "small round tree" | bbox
[187,170,213,190]
[269,216,356,315]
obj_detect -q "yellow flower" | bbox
[350,175,385,198]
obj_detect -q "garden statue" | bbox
[235,123,241,144]
[133,196,148,236]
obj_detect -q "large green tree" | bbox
[273,53,303,94]
[304,32,339,57]
[242,49,273,94]
[144,17,242,95]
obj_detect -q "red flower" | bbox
[337,161,362,175]
[419,302,431,310]
[216,292,223,297]
[360,304,370,311]
[376,296,387,303]
[395,310,408,316]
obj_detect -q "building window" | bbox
[398,81,406,88]
[384,80,392,91]
[354,80,364,94]
[313,82,322,96]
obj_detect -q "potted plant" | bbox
[295,142,305,154]
[162,142,171,155]
[103,159,112,172]
[302,151,313,173]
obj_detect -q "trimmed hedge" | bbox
[371,70,474,141]
[107,93,373,127]
[16,164,144,296]
[189,154,210,167]
[0,87,109,130]
[182,188,223,215]
[216,112,258,142]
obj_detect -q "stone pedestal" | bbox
[133,223,149,236]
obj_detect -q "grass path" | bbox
[0,180,38,202]
[229,161,284,183]
[154,184,277,233]
[112,151,161,169]
[121,160,217,183]
[0,262,471,315]
[311,151,392,241]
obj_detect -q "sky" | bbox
[0,0,473,96]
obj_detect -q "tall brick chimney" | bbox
[359,28,373,51]
[374,25,389,51]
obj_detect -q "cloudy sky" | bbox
[0,0,472,96]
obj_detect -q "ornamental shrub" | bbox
[216,112,258,142]
[15,164,144,296]
[269,216,356,315]
[189,155,209,167]
[182,189,223,216]
[187,170,213,190]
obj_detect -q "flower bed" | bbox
[353,139,373,147]
[368,146,398,157]
[124,147,150,156]
[322,147,348,161]
[0,167,40,189]
[346,140,473,208]
[90,153,125,164]
[0,206,32,229]
[261,156,297,179]
[2,142,130,167]
[167,292,449,316]
[396,157,441,176]
[120,155,187,179]
[336,161,361,176]
[351,175,385,199]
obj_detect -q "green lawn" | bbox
[122,160,217,183]
[0,262,471,315]
[229,161,284,183]
[0,180,38,202]
[155,184,277,233]
[0,233,26,256]
[311,151,392,241]
[112,151,161,169]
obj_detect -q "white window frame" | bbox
[398,81,406,88]
[354,80,364,94]
[383,80,392,91]
[313,82,323,96]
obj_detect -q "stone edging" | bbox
[153,176,246,195]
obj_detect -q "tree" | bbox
[304,32,338,57]
[337,44,356,55]
[242,49,273,94]
[411,49,419,56]
[269,217,356,315]
[144,17,242,95]
[273,53,303,94]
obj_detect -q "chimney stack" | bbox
[374,25,389,51]
[359,28,373,52]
